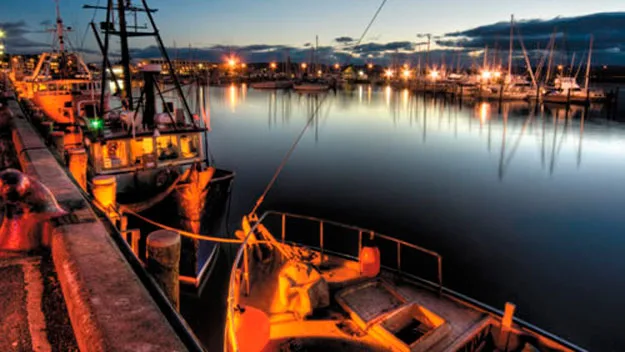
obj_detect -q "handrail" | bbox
[224,210,444,352]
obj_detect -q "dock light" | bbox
[334,63,340,70]
[429,70,439,80]
[402,69,411,78]
[557,64,563,71]
[317,70,322,76]
[481,70,492,80]
[0,29,4,38]
[367,63,373,69]
[494,71,501,78]
[228,58,236,67]
[241,63,247,68]
[384,69,394,78]
[269,62,277,69]
[358,70,364,77]
[301,63,307,69]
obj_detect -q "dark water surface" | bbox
[192,84,625,351]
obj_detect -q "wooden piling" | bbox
[147,230,181,310]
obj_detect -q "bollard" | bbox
[68,148,88,191]
[50,131,65,159]
[147,230,181,310]
[91,175,117,214]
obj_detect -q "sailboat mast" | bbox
[483,45,488,69]
[508,14,513,78]
[584,35,593,91]
[117,0,134,109]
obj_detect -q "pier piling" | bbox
[147,230,181,310]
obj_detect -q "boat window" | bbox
[48,83,56,91]
[156,135,180,161]
[38,84,47,91]
[129,138,155,164]
[179,134,199,158]
[79,83,88,91]
[101,140,129,169]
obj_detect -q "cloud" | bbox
[0,21,49,52]
[334,36,354,44]
[437,12,625,65]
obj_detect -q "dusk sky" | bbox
[1,0,624,64]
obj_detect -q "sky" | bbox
[1,0,624,65]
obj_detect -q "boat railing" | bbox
[224,210,443,352]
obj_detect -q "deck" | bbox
[239,248,488,351]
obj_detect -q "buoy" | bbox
[235,306,270,352]
[359,245,381,278]
[92,175,117,213]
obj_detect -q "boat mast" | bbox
[55,0,66,53]
[117,0,134,109]
[508,14,513,80]
[584,35,593,91]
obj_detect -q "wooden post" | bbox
[147,230,181,310]
[68,148,88,191]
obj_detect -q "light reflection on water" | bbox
[201,84,623,350]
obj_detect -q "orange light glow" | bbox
[301,63,307,69]
[241,63,247,68]
[384,69,394,78]
[367,63,373,69]
[429,70,439,80]
[481,70,492,80]
[269,62,277,69]
[493,71,502,78]
[228,59,236,67]
[334,63,340,69]
[402,69,411,79]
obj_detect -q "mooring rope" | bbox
[122,207,245,244]
[249,93,330,215]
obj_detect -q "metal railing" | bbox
[224,210,444,352]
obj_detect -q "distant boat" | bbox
[250,80,294,90]
[293,83,330,92]
[542,77,606,104]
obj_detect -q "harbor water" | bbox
[185,84,624,351]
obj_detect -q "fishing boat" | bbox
[10,1,107,127]
[225,211,585,352]
[11,0,235,291]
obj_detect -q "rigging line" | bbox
[81,0,101,51]
[344,0,389,65]
[250,93,330,215]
